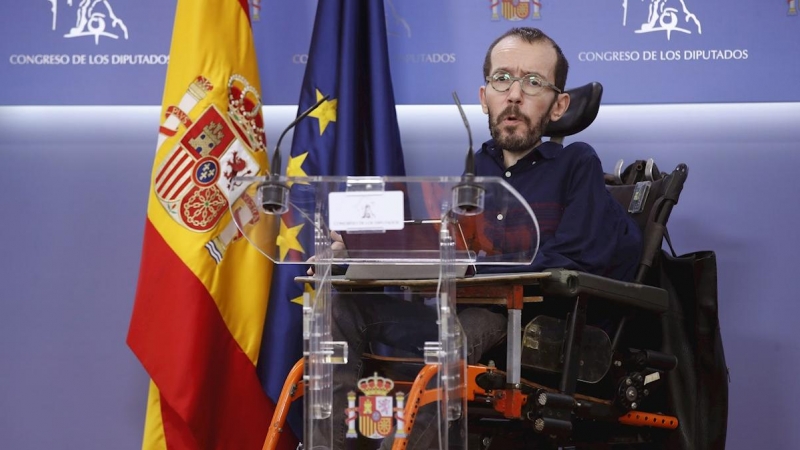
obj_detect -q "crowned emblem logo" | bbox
[490,0,542,21]
[345,373,407,440]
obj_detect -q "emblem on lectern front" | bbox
[345,373,407,440]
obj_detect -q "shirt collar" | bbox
[535,140,563,160]
[484,139,563,166]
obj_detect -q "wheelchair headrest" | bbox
[544,82,603,138]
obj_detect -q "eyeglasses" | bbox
[486,72,562,95]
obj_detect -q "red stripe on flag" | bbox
[128,220,297,450]
[155,150,185,186]
[160,398,198,448]
[169,176,193,202]
[159,154,192,199]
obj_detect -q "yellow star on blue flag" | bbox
[308,89,337,135]
[291,283,315,306]
[286,152,309,178]
[276,218,305,261]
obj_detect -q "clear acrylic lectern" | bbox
[231,175,539,450]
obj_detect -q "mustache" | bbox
[496,105,532,126]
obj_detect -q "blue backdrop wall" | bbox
[1,1,799,449]
[3,0,799,106]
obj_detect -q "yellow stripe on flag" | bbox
[147,0,271,364]
[127,1,295,449]
[141,380,167,450]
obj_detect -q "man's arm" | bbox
[532,149,618,274]
[481,148,636,276]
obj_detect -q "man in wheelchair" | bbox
[315,27,651,450]
[272,25,728,450]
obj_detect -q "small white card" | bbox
[328,190,405,231]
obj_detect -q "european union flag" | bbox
[257,0,406,440]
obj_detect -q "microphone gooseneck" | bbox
[451,91,475,177]
[270,94,331,177]
[259,94,330,215]
[450,91,484,216]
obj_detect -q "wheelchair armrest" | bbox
[539,268,668,313]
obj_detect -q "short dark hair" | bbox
[482,27,569,91]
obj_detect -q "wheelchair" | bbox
[254,82,726,450]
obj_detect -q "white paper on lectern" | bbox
[328,190,405,231]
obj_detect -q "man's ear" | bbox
[479,85,489,114]
[549,92,570,122]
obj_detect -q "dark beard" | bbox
[489,104,552,154]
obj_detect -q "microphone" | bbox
[451,91,475,176]
[270,94,331,178]
[451,91,484,216]
[259,94,331,215]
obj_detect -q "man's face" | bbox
[479,37,567,154]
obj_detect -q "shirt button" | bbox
[504,171,512,178]
[497,214,504,220]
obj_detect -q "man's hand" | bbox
[306,230,346,275]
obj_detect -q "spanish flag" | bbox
[127,1,293,449]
